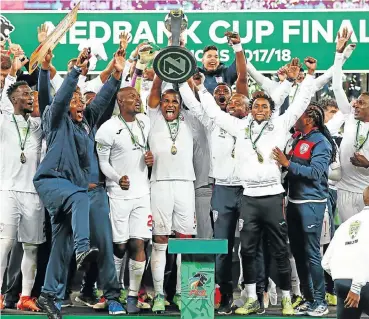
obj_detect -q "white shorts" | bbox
[320,205,331,246]
[151,180,196,236]
[0,190,46,244]
[109,194,152,243]
[337,189,364,223]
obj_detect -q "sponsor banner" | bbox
[1,10,369,72]
[1,0,369,11]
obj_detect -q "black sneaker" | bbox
[75,292,99,307]
[126,296,140,314]
[217,293,233,315]
[76,247,99,271]
[257,292,265,314]
[36,293,62,319]
[4,299,16,309]
[61,294,73,308]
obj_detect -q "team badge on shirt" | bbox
[218,129,227,138]
[215,76,223,83]
[244,127,250,139]
[96,143,104,152]
[299,143,310,154]
[179,114,185,122]
[267,123,274,131]
[349,220,361,240]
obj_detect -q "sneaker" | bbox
[36,293,62,319]
[231,289,247,310]
[307,302,329,317]
[292,294,304,309]
[60,294,73,308]
[4,299,16,309]
[173,293,181,311]
[268,279,278,306]
[76,247,99,271]
[152,294,165,314]
[75,293,99,307]
[281,296,294,316]
[17,296,41,312]
[164,299,170,307]
[118,289,127,305]
[218,293,233,315]
[108,300,126,315]
[295,300,314,315]
[0,295,4,310]
[235,297,260,315]
[257,293,265,314]
[93,296,108,310]
[325,293,337,306]
[138,289,153,304]
[126,296,140,314]
[137,299,151,309]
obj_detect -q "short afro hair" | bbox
[320,98,338,110]
[7,81,29,99]
[249,91,275,112]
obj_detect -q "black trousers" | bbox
[239,193,291,291]
[335,279,369,319]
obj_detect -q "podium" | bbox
[168,238,228,319]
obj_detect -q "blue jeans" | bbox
[287,201,326,303]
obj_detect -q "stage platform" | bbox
[0,305,342,318]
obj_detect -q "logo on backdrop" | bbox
[188,272,208,297]
[0,16,15,41]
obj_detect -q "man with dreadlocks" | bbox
[273,102,337,317]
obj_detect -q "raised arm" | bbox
[270,79,293,117]
[314,43,356,91]
[47,50,90,127]
[247,61,278,96]
[1,53,28,114]
[148,75,162,108]
[180,82,244,137]
[225,31,248,97]
[85,50,123,128]
[278,57,317,129]
[332,29,354,115]
[38,49,53,117]
[179,77,215,131]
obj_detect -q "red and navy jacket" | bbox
[286,129,332,201]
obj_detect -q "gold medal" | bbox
[171,144,177,155]
[20,152,26,164]
[256,151,264,163]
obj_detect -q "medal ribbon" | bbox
[355,121,369,151]
[12,114,30,153]
[249,120,269,152]
[118,115,148,151]
[165,117,180,145]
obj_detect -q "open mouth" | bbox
[165,109,176,120]
[76,109,84,120]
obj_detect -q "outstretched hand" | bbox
[336,27,353,53]
[285,58,302,80]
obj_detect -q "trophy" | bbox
[153,9,197,84]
